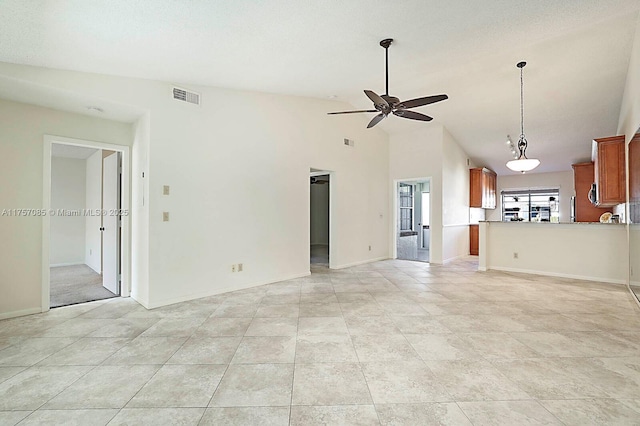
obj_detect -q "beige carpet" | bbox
[50,264,117,308]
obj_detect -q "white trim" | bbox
[49,262,86,268]
[486,266,626,285]
[0,307,42,320]
[43,135,132,313]
[443,223,471,228]
[331,256,389,270]
[144,271,311,309]
[443,254,468,264]
[629,285,640,309]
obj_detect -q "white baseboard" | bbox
[331,256,389,270]
[49,262,84,268]
[486,266,626,285]
[443,254,467,264]
[130,291,150,309]
[145,271,311,310]
[0,307,42,320]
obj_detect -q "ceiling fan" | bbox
[328,38,448,128]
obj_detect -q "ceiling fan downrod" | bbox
[380,38,393,96]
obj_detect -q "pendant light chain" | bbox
[506,60,540,173]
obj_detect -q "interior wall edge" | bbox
[0,307,42,321]
[146,271,311,310]
[486,266,628,286]
[330,256,390,270]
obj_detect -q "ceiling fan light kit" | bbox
[328,38,448,128]
[506,61,540,173]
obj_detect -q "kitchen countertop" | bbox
[479,221,626,225]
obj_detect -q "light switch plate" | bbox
[163,212,170,222]
[163,185,170,195]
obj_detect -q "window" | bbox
[399,184,414,231]
[502,189,560,222]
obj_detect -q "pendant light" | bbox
[506,61,540,173]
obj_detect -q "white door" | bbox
[102,153,120,295]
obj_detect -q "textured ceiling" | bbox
[0,0,638,174]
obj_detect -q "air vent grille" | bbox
[172,87,200,105]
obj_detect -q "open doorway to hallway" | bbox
[48,143,122,307]
[310,170,330,266]
[396,179,430,263]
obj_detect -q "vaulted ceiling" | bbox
[0,0,638,174]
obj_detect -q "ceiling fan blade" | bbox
[364,90,389,108]
[393,110,433,122]
[327,109,378,115]
[397,94,448,109]
[367,113,386,128]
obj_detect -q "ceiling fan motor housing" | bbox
[327,37,448,128]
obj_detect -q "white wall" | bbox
[631,225,640,286]
[486,171,574,222]
[0,62,390,310]
[144,86,389,307]
[310,182,329,245]
[389,125,472,263]
[442,128,471,261]
[131,112,150,304]
[85,150,102,273]
[0,98,133,319]
[479,222,628,284]
[618,12,640,143]
[390,126,444,263]
[50,157,86,266]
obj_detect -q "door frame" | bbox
[42,135,131,312]
[309,170,335,269]
[392,177,432,262]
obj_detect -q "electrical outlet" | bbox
[513,252,518,259]
[89,249,92,255]
[238,263,243,272]
[163,212,170,222]
[231,264,236,273]
[163,185,170,195]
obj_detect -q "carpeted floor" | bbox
[50,264,117,308]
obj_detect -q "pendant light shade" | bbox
[506,157,540,173]
[506,61,540,173]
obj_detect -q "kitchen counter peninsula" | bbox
[478,221,627,284]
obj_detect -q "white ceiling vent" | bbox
[172,87,200,106]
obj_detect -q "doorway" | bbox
[43,136,131,311]
[310,171,330,266]
[396,179,430,262]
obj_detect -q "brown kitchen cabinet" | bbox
[469,225,479,256]
[571,162,610,222]
[630,133,640,223]
[470,167,497,209]
[592,135,626,207]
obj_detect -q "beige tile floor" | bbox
[1,258,640,425]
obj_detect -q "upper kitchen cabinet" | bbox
[470,167,497,209]
[592,135,626,207]
[572,162,610,222]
